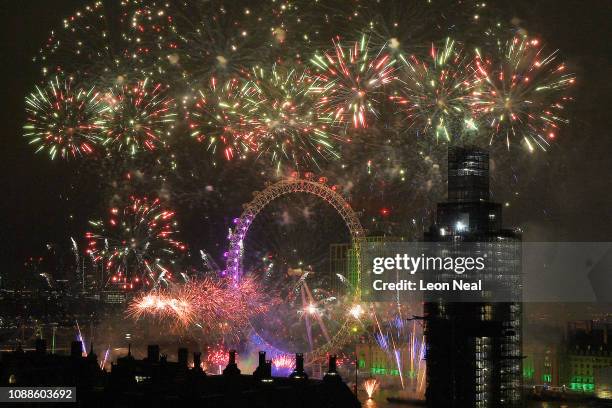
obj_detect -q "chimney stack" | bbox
[222,350,241,376]
[324,354,341,383]
[259,360,273,383]
[178,348,188,367]
[70,341,83,358]
[193,352,202,371]
[290,353,308,379]
[147,345,160,362]
[253,350,266,378]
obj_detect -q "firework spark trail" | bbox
[241,64,342,170]
[24,76,109,160]
[35,1,132,80]
[75,320,86,356]
[371,310,426,392]
[471,36,575,151]
[100,346,110,370]
[127,275,273,340]
[392,37,481,141]
[417,336,427,394]
[125,0,276,84]
[364,378,379,399]
[271,354,295,376]
[86,196,187,290]
[187,77,258,162]
[127,291,195,328]
[102,77,177,155]
[391,337,404,389]
[206,343,229,374]
[310,34,397,129]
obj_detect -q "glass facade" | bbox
[424,147,523,408]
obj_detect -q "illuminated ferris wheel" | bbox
[225,173,365,360]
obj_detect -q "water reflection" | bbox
[358,389,598,408]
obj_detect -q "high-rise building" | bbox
[424,147,523,407]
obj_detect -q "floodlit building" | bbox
[564,320,612,392]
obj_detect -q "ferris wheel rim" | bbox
[224,176,365,359]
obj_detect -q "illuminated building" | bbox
[424,147,523,407]
[595,367,612,399]
[523,343,561,386]
[329,235,406,297]
[564,320,612,392]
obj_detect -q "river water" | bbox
[358,390,605,408]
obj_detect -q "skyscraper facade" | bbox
[424,147,523,407]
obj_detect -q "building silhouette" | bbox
[424,147,523,407]
[0,339,360,408]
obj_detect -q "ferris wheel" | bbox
[225,173,365,360]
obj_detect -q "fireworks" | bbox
[21,2,579,377]
[364,378,379,399]
[103,77,177,155]
[127,275,273,340]
[359,0,439,55]
[271,354,295,376]
[187,77,256,162]
[348,304,364,319]
[392,38,481,141]
[371,311,427,394]
[125,0,273,84]
[127,291,194,327]
[86,196,187,290]
[242,65,341,169]
[310,35,397,129]
[27,1,576,170]
[206,344,229,374]
[24,76,108,160]
[471,36,575,151]
[35,1,113,78]
[180,275,272,333]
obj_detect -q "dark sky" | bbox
[0,0,611,282]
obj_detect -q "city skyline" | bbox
[0,1,610,406]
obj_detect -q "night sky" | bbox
[1,0,611,284]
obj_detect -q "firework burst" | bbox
[310,35,397,129]
[187,77,256,162]
[127,291,194,327]
[86,196,187,290]
[24,76,108,160]
[35,1,113,78]
[271,354,295,376]
[471,36,575,151]
[364,378,379,399]
[392,38,481,141]
[128,275,273,340]
[35,1,144,86]
[242,65,341,170]
[206,344,229,374]
[102,77,177,155]
[124,0,273,85]
[359,0,440,55]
